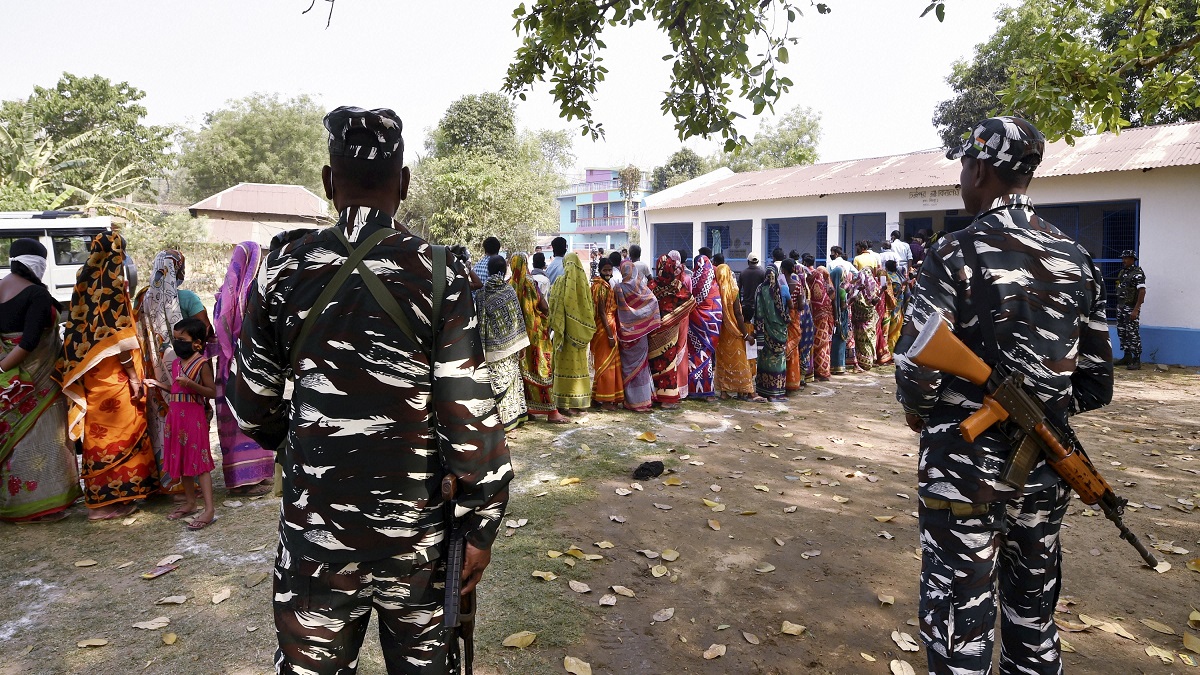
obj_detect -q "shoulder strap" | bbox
[431,245,446,335]
[290,227,396,375]
[960,233,1000,366]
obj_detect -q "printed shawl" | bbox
[510,254,554,386]
[649,254,695,329]
[615,260,661,342]
[755,266,790,345]
[214,242,260,384]
[480,273,531,361]
[548,253,596,350]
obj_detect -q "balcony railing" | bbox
[559,178,653,196]
[577,216,633,230]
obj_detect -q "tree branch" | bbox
[1116,30,1200,75]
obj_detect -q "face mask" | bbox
[173,339,196,359]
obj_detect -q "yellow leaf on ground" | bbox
[547,550,562,558]
[531,570,557,581]
[1184,631,1200,654]
[891,631,920,651]
[663,476,682,486]
[875,516,896,523]
[708,519,721,531]
[612,586,636,598]
[162,633,178,645]
[1140,618,1176,635]
[560,477,580,486]
[781,621,807,636]
[703,644,726,659]
[878,594,895,606]
[711,503,726,512]
[211,588,231,605]
[74,560,98,568]
[1146,646,1175,663]
[1190,610,1200,629]
[832,495,850,504]
[702,498,719,507]
[1186,558,1200,573]
[503,631,537,648]
[637,432,657,443]
[1154,560,1171,573]
[566,547,586,559]
[156,554,183,567]
[755,562,776,573]
[132,616,170,630]
[1060,638,1076,653]
[77,639,108,648]
[661,549,680,562]
[651,565,668,577]
[754,484,769,492]
[890,660,916,675]
[861,652,877,662]
[583,554,603,561]
[569,580,591,594]
[564,655,592,675]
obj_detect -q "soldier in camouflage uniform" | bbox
[895,117,1113,675]
[1114,249,1147,370]
[230,107,513,674]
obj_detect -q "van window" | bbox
[52,234,93,265]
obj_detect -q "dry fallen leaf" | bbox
[832,495,850,504]
[531,570,557,581]
[703,644,726,659]
[212,588,231,605]
[1154,561,1172,574]
[503,631,537,649]
[1140,618,1176,635]
[612,585,636,598]
[861,652,877,662]
[564,655,592,675]
[74,559,98,568]
[661,549,680,562]
[710,503,726,512]
[743,631,760,645]
[615,488,632,496]
[162,632,177,645]
[560,477,580,486]
[890,659,916,675]
[116,561,134,569]
[77,638,108,648]
[652,607,675,622]
[663,476,682,486]
[891,631,920,652]
[710,484,722,493]
[638,549,660,559]
[878,594,895,606]
[875,515,896,523]
[1184,631,1200,654]
[1190,610,1200,629]
[1059,637,1076,653]
[784,505,798,513]
[566,546,586,559]
[754,484,769,492]
[155,595,187,605]
[708,519,721,531]
[653,503,673,511]
[781,621,806,636]
[609,515,626,523]
[132,616,170,630]
[1146,645,1175,664]
[1186,558,1200,573]
[755,562,776,573]
[637,432,658,443]
[594,541,614,549]
[599,594,617,606]
[651,565,669,577]
[569,580,591,594]
[547,550,562,558]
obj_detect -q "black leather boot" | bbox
[1114,353,1130,366]
[1126,357,1141,370]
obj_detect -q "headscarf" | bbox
[141,250,185,353]
[214,242,261,383]
[691,255,718,304]
[548,252,596,350]
[480,272,530,361]
[615,260,661,341]
[57,232,141,436]
[854,267,880,304]
[649,254,691,311]
[808,266,833,311]
[714,263,743,340]
[755,265,790,344]
[828,264,850,340]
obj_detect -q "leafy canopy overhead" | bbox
[177,93,328,202]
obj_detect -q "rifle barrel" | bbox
[1098,497,1159,568]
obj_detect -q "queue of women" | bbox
[0,233,271,526]
[472,240,913,434]
[0,230,913,525]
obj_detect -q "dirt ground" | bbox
[1,366,1197,675]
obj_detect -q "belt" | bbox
[921,497,991,517]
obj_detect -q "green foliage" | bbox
[712,105,821,171]
[503,0,829,151]
[401,94,570,255]
[0,73,171,198]
[617,165,644,199]
[934,0,1200,145]
[428,92,519,159]
[0,183,55,211]
[178,93,327,202]
[122,211,235,297]
[650,148,708,192]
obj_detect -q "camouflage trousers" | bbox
[918,482,1072,675]
[273,543,449,674]
[1116,305,1141,358]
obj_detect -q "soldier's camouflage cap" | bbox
[947,116,1045,175]
[1120,249,1137,259]
[324,106,403,160]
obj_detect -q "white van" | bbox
[0,212,112,305]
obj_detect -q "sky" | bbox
[1,0,1011,176]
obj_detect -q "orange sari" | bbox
[713,265,754,395]
[590,277,624,404]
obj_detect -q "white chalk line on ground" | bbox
[0,579,61,642]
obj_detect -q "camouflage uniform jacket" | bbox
[1116,264,1146,307]
[894,194,1113,503]
[230,206,513,564]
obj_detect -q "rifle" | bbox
[442,474,475,675]
[906,316,1159,568]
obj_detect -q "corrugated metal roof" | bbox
[189,183,329,219]
[651,121,1200,210]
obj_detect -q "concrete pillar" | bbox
[825,215,840,258]
[885,210,902,241]
[691,221,703,257]
[751,219,764,258]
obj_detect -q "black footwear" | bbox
[1114,354,1131,366]
[1126,358,1141,370]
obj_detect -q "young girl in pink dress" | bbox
[164,318,217,530]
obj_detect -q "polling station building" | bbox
[641,121,1200,366]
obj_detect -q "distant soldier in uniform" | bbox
[895,116,1113,675]
[1114,249,1146,370]
[230,106,513,674]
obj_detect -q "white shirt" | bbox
[828,257,856,275]
[890,239,912,267]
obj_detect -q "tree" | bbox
[428,92,519,159]
[713,105,820,171]
[0,73,171,197]
[503,0,830,151]
[930,0,1200,143]
[617,164,645,240]
[650,148,708,192]
[178,93,327,201]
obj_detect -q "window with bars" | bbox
[1038,200,1138,318]
[653,222,693,261]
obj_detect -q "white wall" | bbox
[643,164,1200,331]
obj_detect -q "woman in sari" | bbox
[713,262,761,401]
[590,258,624,410]
[850,268,880,371]
[782,259,814,392]
[687,255,722,400]
[807,266,835,381]
[874,267,895,366]
[828,265,852,375]
[0,239,82,522]
[668,251,691,397]
[614,260,661,412]
[510,254,566,424]
[548,252,595,415]
[480,256,530,430]
[59,232,159,520]
[213,242,275,495]
[647,254,696,409]
[754,266,790,401]
[885,260,907,355]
